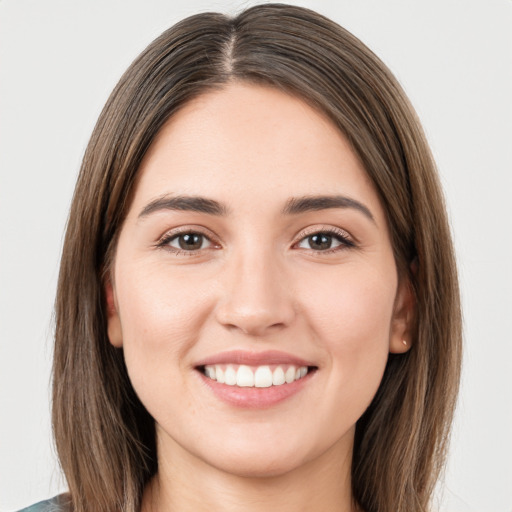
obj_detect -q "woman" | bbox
[21,3,461,512]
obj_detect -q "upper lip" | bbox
[195,350,315,368]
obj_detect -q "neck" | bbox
[142,431,357,512]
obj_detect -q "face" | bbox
[106,83,412,478]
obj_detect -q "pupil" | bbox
[310,234,331,250]
[179,233,202,250]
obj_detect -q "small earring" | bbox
[402,339,408,346]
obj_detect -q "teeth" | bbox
[272,367,285,386]
[224,365,237,386]
[254,366,273,388]
[205,366,216,380]
[203,364,310,387]
[236,365,254,387]
[285,366,296,384]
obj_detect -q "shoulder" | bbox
[16,494,71,512]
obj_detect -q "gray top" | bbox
[16,495,71,512]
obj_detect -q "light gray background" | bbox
[1,0,511,511]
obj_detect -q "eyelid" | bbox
[292,225,356,251]
[154,224,356,255]
[155,225,221,253]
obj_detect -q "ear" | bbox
[389,276,415,354]
[105,278,123,348]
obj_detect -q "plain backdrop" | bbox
[1,0,511,511]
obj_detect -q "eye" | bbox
[296,228,354,252]
[160,231,213,252]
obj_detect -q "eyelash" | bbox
[156,226,355,256]
[156,227,217,257]
[295,226,355,254]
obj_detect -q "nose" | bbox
[214,248,296,337]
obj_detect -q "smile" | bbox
[201,364,310,388]
[195,350,318,408]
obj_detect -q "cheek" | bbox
[117,260,212,337]
[113,262,212,405]
[302,261,396,339]
[298,261,396,396]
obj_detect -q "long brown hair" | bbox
[53,4,462,511]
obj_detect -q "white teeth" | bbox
[224,365,237,386]
[285,366,296,384]
[254,366,273,388]
[203,364,311,387]
[205,366,216,380]
[236,365,254,387]
[272,366,285,386]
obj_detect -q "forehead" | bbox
[130,83,383,220]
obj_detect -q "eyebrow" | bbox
[282,195,375,222]
[138,195,229,218]
[138,193,374,222]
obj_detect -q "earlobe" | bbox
[389,277,415,354]
[105,279,123,348]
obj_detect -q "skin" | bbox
[106,83,413,512]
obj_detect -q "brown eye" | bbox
[168,232,211,251]
[307,233,333,250]
[296,230,353,252]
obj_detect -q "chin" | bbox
[208,448,308,479]
[195,425,340,480]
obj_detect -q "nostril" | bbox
[214,277,296,335]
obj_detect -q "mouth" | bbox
[194,350,318,408]
[197,363,317,388]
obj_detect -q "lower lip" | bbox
[198,370,314,409]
